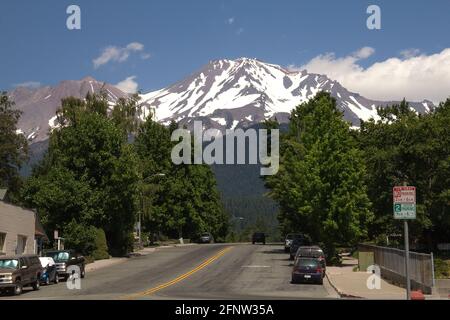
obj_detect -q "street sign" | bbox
[393,186,416,219]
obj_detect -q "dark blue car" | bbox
[291,258,324,285]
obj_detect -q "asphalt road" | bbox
[0,244,339,300]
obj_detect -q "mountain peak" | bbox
[141,58,433,130]
[80,76,97,82]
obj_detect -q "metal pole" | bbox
[430,252,435,288]
[404,220,411,300]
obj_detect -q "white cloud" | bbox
[115,76,139,94]
[295,47,450,103]
[399,48,421,59]
[236,27,244,35]
[227,17,235,25]
[14,81,41,89]
[141,53,151,60]
[354,47,375,59]
[93,42,149,69]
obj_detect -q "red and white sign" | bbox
[393,186,416,204]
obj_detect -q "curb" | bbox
[325,273,364,299]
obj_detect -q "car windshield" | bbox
[298,249,323,257]
[0,259,19,269]
[46,252,70,262]
[295,259,319,267]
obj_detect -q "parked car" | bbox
[0,254,43,295]
[198,232,214,244]
[291,257,324,285]
[294,246,326,276]
[289,236,312,260]
[252,232,266,245]
[44,250,86,280]
[284,233,304,253]
[39,257,59,285]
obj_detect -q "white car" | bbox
[38,257,59,285]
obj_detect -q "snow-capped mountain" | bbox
[141,57,433,130]
[10,58,433,144]
[9,77,128,143]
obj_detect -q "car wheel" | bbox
[32,279,40,291]
[289,255,294,260]
[54,274,59,284]
[317,278,323,285]
[13,282,23,295]
[45,277,50,286]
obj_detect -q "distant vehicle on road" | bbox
[0,254,43,295]
[294,246,326,276]
[291,257,324,285]
[39,257,59,285]
[284,233,304,253]
[289,236,312,260]
[44,250,85,280]
[252,232,266,245]
[198,232,214,244]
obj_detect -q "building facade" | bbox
[0,195,46,256]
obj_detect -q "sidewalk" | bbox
[326,256,408,299]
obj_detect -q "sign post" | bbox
[393,185,416,300]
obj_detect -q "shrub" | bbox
[91,228,109,260]
[434,258,450,279]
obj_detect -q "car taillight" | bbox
[316,267,322,273]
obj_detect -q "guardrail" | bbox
[358,244,434,294]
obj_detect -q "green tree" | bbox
[134,120,229,241]
[266,92,373,260]
[23,94,139,256]
[358,99,450,247]
[0,92,28,201]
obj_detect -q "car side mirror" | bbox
[71,257,76,260]
[21,265,28,269]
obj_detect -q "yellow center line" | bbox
[122,246,233,300]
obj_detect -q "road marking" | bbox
[122,246,233,299]
[242,265,271,268]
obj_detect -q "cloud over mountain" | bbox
[297,47,450,104]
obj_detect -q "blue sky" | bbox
[1,0,450,99]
